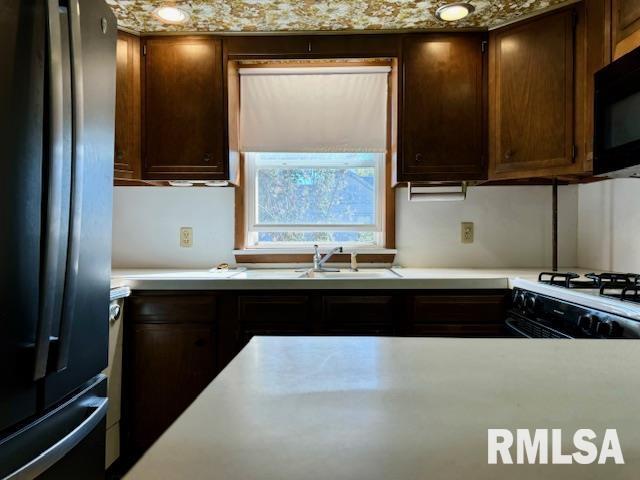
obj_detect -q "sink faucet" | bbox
[312,244,343,272]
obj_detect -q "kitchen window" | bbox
[238,64,391,249]
[245,151,384,247]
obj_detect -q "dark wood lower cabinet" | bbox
[129,323,216,454]
[122,289,509,464]
[404,293,509,337]
[320,295,395,335]
[237,294,312,348]
[123,294,217,459]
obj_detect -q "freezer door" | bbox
[0,375,107,480]
[0,0,46,432]
[43,0,116,407]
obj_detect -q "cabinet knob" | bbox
[115,148,124,161]
[203,153,211,163]
[415,153,424,163]
[504,150,514,160]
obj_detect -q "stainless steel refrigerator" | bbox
[0,0,116,477]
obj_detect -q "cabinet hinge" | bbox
[142,44,147,56]
[571,144,577,161]
[481,40,487,53]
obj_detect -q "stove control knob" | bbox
[596,320,623,338]
[609,321,623,338]
[513,291,525,309]
[596,321,612,337]
[578,315,595,333]
[525,294,537,312]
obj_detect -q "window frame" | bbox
[244,152,386,249]
[229,58,399,263]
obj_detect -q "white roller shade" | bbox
[240,66,390,153]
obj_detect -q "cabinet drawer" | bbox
[128,294,216,324]
[409,294,507,325]
[321,295,394,334]
[237,295,311,326]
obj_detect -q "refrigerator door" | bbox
[43,0,116,407]
[0,0,46,431]
[0,375,107,480]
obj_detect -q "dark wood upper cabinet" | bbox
[224,34,399,58]
[399,34,487,182]
[612,0,640,59]
[224,36,311,57]
[114,31,141,180]
[310,35,400,57]
[489,8,579,179]
[143,37,227,180]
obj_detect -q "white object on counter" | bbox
[125,336,640,480]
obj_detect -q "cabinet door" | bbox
[613,0,640,59]
[405,293,508,337]
[124,294,217,457]
[320,295,395,335]
[489,9,576,179]
[114,31,141,180]
[143,37,226,180]
[237,295,312,348]
[129,323,216,454]
[400,34,486,182]
[311,35,400,57]
[224,36,311,57]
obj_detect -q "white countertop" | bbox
[126,336,640,480]
[111,267,595,290]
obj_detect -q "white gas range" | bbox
[507,272,640,339]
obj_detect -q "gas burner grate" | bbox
[539,272,640,290]
[601,285,640,304]
[538,272,581,288]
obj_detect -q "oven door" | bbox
[505,317,532,338]
[505,315,573,339]
[594,46,640,178]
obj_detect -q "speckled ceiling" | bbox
[106,0,571,33]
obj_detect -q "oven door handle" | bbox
[505,318,533,338]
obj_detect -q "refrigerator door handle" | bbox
[55,0,86,372]
[34,0,68,380]
[2,397,108,480]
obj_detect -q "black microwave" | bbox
[594,46,640,177]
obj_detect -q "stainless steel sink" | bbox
[300,269,400,279]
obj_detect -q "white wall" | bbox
[395,185,578,268]
[577,179,640,272]
[112,184,579,269]
[112,187,235,269]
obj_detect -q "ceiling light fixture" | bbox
[153,6,189,24]
[435,2,475,22]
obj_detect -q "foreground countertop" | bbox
[126,336,640,480]
[111,267,594,290]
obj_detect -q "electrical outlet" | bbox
[461,222,474,244]
[180,227,193,248]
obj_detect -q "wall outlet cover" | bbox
[461,222,474,244]
[180,227,193,248]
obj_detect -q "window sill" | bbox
[233,248,397,265]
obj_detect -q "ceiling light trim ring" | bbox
[152,6,190,25]
[435,2,476,22]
